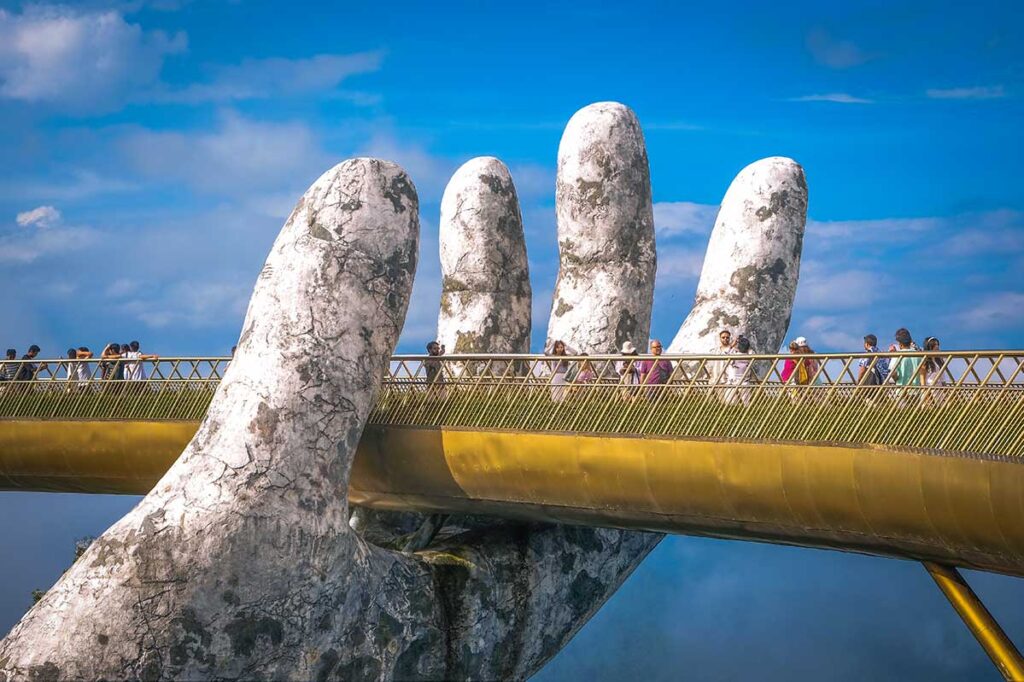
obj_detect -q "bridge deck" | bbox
[1,352,1023,575]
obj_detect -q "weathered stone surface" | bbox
[547,101,656,352]
[0,158,436,680]
[1,131,810,681]
[438,156,531,354]
[669,157,807,353]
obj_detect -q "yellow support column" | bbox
[924,562,1024,680]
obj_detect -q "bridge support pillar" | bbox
[924,561,1024,680]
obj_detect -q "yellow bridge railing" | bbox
[1,351,1022,457]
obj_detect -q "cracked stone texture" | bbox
[438,156,532,354]
[1,136,809,681]
[0,158,436,680]
[547,101,656,353]
[669,157,807,354]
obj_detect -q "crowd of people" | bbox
[420,326,949,406]
[0,342,160,383]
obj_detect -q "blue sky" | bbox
[1,0,1023,678]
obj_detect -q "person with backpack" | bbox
[857,334,889,385]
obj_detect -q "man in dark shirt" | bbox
[15,345,40,381]
[424,341,445,385]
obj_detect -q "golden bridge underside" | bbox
[2,419,1022,577]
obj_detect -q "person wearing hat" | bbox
[781,338,816,386]
[616,340,640,394]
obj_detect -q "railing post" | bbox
[924,561,1024,681]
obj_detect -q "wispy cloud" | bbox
[655,245,705,284]
[925,85,1007,100]
[356,134,456,201]
[653,201,718,238]
[789,93,873,104]
[950,292,1024,331]
[796,263,886,310]
[806,27,874,69]
[120,111,330,207]
[2,206,98,263]
[0,6,185,112]
[16,205,61,228]
[155,51,384,104]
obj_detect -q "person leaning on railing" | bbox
[15,345,41,381]
[63,347,94,386]
[99,343,123,381]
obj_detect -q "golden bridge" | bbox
[2,351,1024,677]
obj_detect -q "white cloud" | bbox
[507,163,555,200]
[796,264,885,310]
[654,202,718,238]
[926,85,1006,100]
[806,28,873,69]
[1,169,141,203]
[656,245,705,285]
[806,215,942,247]
[950,292,1024,331]
[2,207,98,264]
[789,93,873,104]
[156,51,383,103]
[357,134,455,201]
[123,279,251,328]
[798,315,866,351]
[121,112,330,204]
[806,210,1023,256]
[0,6,185,111]
[16,205,61,228]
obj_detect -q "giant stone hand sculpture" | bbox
[0,103,808,680]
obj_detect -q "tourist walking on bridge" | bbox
[889,328,922,387]
[424,341,445,399]
[637,339,673,400]
[857,334,889,385]
[0,349,16,382]
[921,336,947,407]
[782,338,815,386]
[708,329,735,383]
[546,339,576,403]
[725,336,754,406]
[616,341,640,399]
